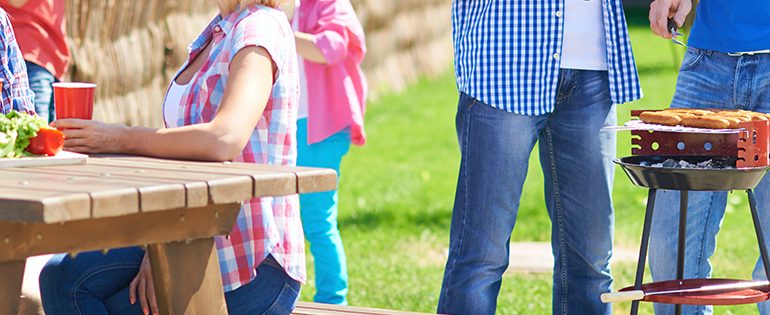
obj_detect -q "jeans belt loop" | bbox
[728,49,770,57]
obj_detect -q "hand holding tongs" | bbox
[668,18,686,47]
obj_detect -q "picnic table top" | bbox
[0,155,337,224]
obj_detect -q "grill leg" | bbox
[674,190,688,315]
[747,190,770,281]
[630,188,657,315]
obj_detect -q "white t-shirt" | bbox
[292,2,309,119]
[163,81,189,128]
[560,0,609,70]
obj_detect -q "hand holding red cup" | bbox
[53,82,96,120]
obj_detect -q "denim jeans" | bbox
[296,118,351,304]
[25,61,56,123]
[648,48,770,315]
[39,247,300,315]
[438,69,617,315]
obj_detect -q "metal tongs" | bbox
[669,19,686,47]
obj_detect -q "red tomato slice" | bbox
[26,128,65,156]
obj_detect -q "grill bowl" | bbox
[615,155,768,191]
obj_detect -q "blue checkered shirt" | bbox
[452,1,643,115]
[0,8,35,115]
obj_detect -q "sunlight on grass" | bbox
[299,8,762,315]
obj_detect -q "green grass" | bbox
[299,8,762,314]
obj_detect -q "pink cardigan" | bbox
[295,0,367,145]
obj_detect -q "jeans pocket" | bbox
[680,47,708,72]
[458,92,478,112]
[263,282,300,315]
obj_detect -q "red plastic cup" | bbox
[53,82,96,120]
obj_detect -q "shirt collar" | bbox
[187,6,253,55]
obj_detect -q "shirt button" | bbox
[553,53,560,60]
[214,26,222,32]
[555,10,562,17]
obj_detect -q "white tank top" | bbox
[163,81,190,128]
[292,1,309,119]
[560,0,609,71]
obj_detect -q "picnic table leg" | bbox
[0,260,25,315]
[148,238,227,315]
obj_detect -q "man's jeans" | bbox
[39,248,300,315]
[438,69,617,315]
[25,61,56,123]
[649,48,770,315]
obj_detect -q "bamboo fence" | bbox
[64,0,453,127]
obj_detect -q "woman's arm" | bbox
[53,46,275,162]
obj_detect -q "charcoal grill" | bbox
[606,110,770,315]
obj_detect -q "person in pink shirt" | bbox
[0,0,69,123]
[290,0,366,305]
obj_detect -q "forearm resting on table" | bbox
[294,32,327,64]
[121,46,272,162]
[120,123,248,162]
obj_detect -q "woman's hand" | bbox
[50,119,129,154]
[129,252,159,315]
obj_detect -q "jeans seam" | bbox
[444,95,473,302]
[70,264,141,315]
[544,124,568,315]
[263,282,298,314]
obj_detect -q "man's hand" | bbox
[649,0,692,39]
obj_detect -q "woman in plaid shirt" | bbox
[39,0,304,314]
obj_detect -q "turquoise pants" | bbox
[296,119,351,305]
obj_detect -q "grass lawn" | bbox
[299,8,763,315]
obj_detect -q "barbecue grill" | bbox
[603,110,770,315]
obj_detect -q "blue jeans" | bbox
[296,118,351,304]
[26,61,56,123]
[39,247,300,315]
[649,48,770,315]
[438,69,617,315]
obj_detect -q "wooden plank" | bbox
[18,168,187,213]
[91,157,295,198]
[98,155,336,194]
[0,187,90,223]
[26,165,212,208]
[0,151,87,169]
[0,204,241,262]
[203,163,338,195]
[0,170,139,219]
[292,302,433,315]
[148,238,227,315]
[0,260,24,315]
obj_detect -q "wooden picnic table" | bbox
[0,155,337,315]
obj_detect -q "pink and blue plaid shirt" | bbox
[0,8,35,114]
[164,5,303,291]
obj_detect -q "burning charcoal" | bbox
[697,160,711,168]
[661,159,679,168]
[640,161,650,166]
[679,160,694,168]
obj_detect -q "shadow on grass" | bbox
[340,207,452,233]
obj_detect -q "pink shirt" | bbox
[294,0,367,145]
[1,0,69,78]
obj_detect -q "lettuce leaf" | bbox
[0,111,46,158]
